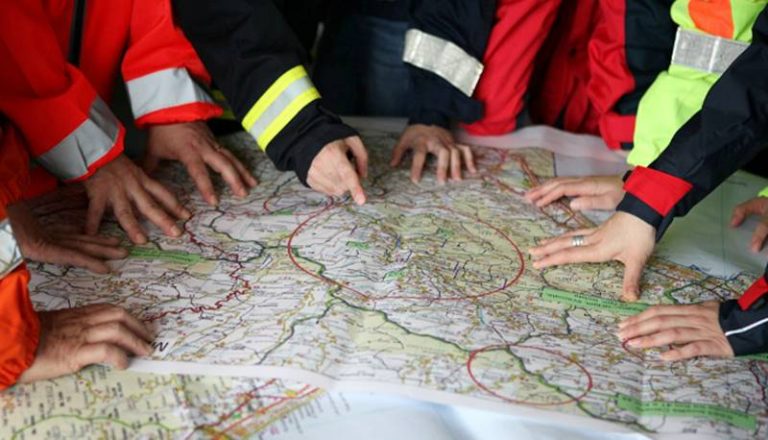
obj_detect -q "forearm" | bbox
[174,0,355,184]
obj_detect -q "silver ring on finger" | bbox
[571,235,586,248]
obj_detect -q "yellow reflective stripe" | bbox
[242,66,320,150]
[257,87,321,148]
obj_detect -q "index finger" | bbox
[346,136,369,179]
[129,188,182,238]
[339,161,366,205]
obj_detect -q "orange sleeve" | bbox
[0,203,39,390]
[0,1,125,183]
[122,0,222,128]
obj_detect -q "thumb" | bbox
[621,260,645,302]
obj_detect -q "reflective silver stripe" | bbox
[724,316,768,337]
[36,97,120,181]
[403,29,484,97]
[671,27,749,74]
[0,220,23,278]
[126,67,216,119]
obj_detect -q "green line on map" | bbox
[541,288,649,316]
[617,394,756,430]
[130,248,203,265]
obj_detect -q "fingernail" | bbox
[170,226,182,236]
[135,235,147,244]
[181,209,192,219]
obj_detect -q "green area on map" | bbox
[130,247,203,265]
[743,353,768,362]
[346,241,370,250]
[617,394,756,430]
[384,269,406,281]
[541,288,649,316]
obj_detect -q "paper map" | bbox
[4,127,767,438]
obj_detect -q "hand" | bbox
[390,124,476,184]
[618,301,733,361]
[307,136,368,205]
[83,154,191,244]
[144,122,258,206]
[730,196,768,252]
[525,175,624,211]
[6,202,127,274]
[529,212,656,301]
[17,304,154,383]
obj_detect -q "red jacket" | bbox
[0,0,222,187]
[0,125,40,390]
[466,0,676,151]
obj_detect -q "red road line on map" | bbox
[621,338,646,363]
[144,216,251,322]
[287,203,525,302]
[749,362,768,407]
[184,379,279,440]
[466,344,593,406]
[213,386,321,439]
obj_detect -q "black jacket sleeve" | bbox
[719,267,768,356]
[405,0,495,128]
[173,0,356,185]
[616,7,768,237]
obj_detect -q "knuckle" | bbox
[689,344,702,357]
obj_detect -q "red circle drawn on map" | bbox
[286,203,525,302]
[263,190,334,216]
[466,344,593,406]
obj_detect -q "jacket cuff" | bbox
[738,275,768,311]
[266,103,358,186]
[719,299,768,357]
[134,102,223,129]
[623,167,693,216]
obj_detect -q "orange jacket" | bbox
[0,0,222,186]
[0,125,40,390]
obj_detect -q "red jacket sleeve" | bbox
[122,0,222,128]
[0,123,31,207]
[0,1,125,183]
[0,124,40,390]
